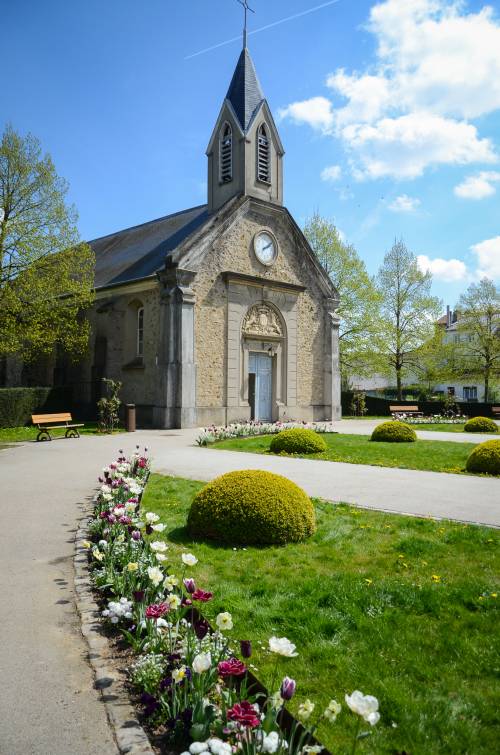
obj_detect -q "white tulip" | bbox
[268,636,298,657]
[192,652,212,674]
[182,553,198,566]
[150,541,168,553]
[215,612,233,631]
[147,566,164,586]
[345,691,380,726]
[189,741,209,754]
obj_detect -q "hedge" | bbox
[341,391,499,418]
[0,386,73,428]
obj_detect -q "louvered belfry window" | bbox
[220,123,233,183]
[257,124,270,183]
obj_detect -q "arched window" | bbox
[257,124,270,183]
[136,307,144,358]
[219,123,232,183]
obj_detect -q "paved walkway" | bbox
[1,423,498,753]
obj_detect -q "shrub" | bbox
[0,386,72,427]
[187,469,316,545]
[466,439,500,475]
[269,428,327,455]
[463,416,498,434]
[371,421,417,443]
[97,378,122,433]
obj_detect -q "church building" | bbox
[83,45,341,428]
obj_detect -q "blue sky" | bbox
[2,0,499,307]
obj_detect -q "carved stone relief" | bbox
[242,304,283,338]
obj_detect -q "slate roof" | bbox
[226,48,265,133]
[90,205,209,289]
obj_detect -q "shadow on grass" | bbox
[167,524,288,552]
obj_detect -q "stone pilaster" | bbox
[154,263,197,428]
[324,298,342,420]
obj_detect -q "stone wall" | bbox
[193,201,335,423]
[79,285,160,423]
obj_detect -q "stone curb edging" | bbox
[74,495,155,755]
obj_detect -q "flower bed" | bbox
[196,421,335,447]
[394,414,467,425]
[84,446,381,755]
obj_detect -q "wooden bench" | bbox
[389,405,423,418]
[31,413,84,442]
[492,406,500,419]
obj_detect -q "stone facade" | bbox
[191,200,339,426]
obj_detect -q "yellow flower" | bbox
[364,578,373,585]
[432,574,441,582]
[491,593,497,598]
[172,666,187,683]
[81,540,91,549]
[127,562,139,572]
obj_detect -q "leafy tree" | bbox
[0,125,94,362]
[453,278,500,402]
[375,239,442,400]
[303,212,381,383]
[412,325,455,394]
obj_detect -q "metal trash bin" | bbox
[125,403,136,432]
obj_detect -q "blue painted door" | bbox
[249,352,273,421]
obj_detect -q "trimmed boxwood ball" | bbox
[466,439,500,475]
[269,428,327,455]
[371,421,417,443]
[464,416,499,434]
[187,469,316,545]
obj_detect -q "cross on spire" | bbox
[237,0,255,49]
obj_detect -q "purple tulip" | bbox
[194,619,210,640]
[133,590,145,603]
[131,530,141,541]
[183,578,196,594]
[280,676,296,701]
[240,640,252,658]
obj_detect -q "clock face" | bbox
[254,231,277,266]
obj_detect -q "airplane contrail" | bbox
[185,0,341,60]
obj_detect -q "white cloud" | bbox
[321,164,342,182]
[344,113,496,180]
[471,236,500,279]
[388,194,421,212]
[280,0,500,180]
[277,97,333,131]
[417,254,467,282]
[454,171,500,199]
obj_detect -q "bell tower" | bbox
[206,46,285,213]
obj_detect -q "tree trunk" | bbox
[396,369,402,401]
[484,370,489,404]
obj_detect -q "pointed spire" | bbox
[226,48,265,133]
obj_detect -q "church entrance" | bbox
[249,352,273,421]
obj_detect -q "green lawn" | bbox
[0,421,125,443]
[400,423,498,433]
[143,474,500,754]
[210,432,484,474]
